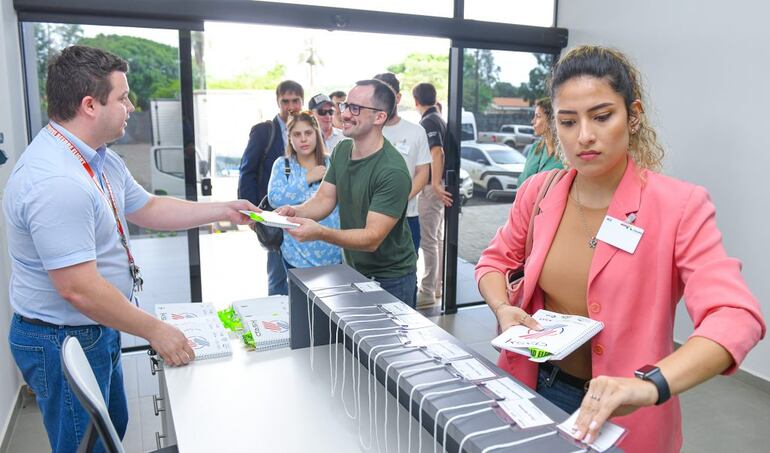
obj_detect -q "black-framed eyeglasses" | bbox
[316,109,334,116]
[339,102,384,116]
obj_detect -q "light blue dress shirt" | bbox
[3,123,151,325]
[267,155,342,268]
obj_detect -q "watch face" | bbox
[635,364,657,377]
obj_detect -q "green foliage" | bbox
[519,53,555,105]
[493,81,520,98]
[463,49,500,113]
[386,52,449,100]
[207,64,286,90]
[78,34,180,111]
[34,24,84,118]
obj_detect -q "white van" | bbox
[461,110,477,143]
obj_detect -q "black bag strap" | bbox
[284,156,291,180]
[255,119,277,188]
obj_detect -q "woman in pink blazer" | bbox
[476,46,765,453]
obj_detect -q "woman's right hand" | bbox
[494,304,543,332]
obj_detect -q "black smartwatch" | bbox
[634,365,671,405]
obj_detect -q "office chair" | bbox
[61,336,178,453]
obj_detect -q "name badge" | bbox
[595,215,644,254]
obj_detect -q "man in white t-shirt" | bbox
[309,93,346,152]
[374,73,431,256]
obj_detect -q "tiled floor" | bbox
[4,305,769,452]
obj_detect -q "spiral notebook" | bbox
[491,309,603,362]
[154,303,232,360]
[233,296,291,352]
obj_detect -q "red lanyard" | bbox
[46,124,142,291]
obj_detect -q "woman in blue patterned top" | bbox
[268,111,342,271]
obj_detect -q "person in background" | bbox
[412,82,452,308]
[267,111,341,272]
[4,45,257,453]
[329,90,347,130]
[517,97,563,185]
[476,45,765,453]
[308,93,346,152]
[277,80,418,307]
[238,80,304,295]
[374,72,431,258]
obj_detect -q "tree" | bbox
[519,53,555,105]
[207,64,286,90]
[386,52,449,101]
[34,24,84,113]
[78,34,180,111]
[463,49,499,113]
[298,38,323,88]
[492,81,520,98]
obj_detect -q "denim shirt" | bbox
[267,155,342,268]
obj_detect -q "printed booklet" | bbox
[239,210,299,229]
[491,309,603,362]
[154,303,232,360]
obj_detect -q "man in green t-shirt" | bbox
[276,79,418,307]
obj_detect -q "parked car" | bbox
[461,110,478,144]
[460,143,526,195]
[478,124,536,150]
[459,167,473,205]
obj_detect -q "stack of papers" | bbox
[154,303,232,360]
[491,309,603,362]
[233,296,291,352]
[239,210,299,229]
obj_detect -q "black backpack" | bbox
[251,121,290,252]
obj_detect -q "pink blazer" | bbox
[476,157,765,453]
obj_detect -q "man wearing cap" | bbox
[309,93,346,152]
[373,73,431,257]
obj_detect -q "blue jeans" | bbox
[536,364,586,414]
[374,272,417,308]
[407,216,421,254]
[8,314,128,453]
[267,249,288,295]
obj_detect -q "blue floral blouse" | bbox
[267,155,342,268]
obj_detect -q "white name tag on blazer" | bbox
[596,215,644,254]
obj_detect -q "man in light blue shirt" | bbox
[3,45,257,453]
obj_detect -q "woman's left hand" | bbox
[306,165,327,184]
[572,375,659,444]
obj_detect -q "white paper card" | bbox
[484,377,536,400]
[424,341,472,361]
[498,399,553,428]
[595,215,643,254]
[392,313,434,329]
[451,358,497,381]
[379,302,415,316]
[239,210,299,229]
[398,329,437,346]
[353,281,383,292]
[557,410,626,452]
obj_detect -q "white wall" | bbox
[557,0,770,380]
[0,0,26,440]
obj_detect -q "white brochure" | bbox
[557,410,626,452]
[238,210,299,229]
[498,399,553,429]
[483,377,535,400]
[450,358,497,381]
[424,341,472,361]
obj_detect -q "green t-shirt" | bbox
[518,139,564,186]
[324,138,417,278]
